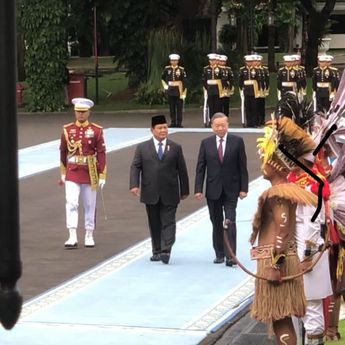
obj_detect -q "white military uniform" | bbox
[296,203,332,345]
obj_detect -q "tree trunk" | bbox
[301,0,337,76]
[287,7,295,53]
[304,12,326,76]
[268,24,275,71]
[237,16,248,55]
[210,0,217,51]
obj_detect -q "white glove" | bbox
[61,174,66,183]
[277,90,281,100]
[181,94,186,101]
[99,179,106,189]
[240,90,244,100]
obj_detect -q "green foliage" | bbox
[108,0,176,88]
[223,0,300,48]
[180,30,211,103]
[19,0,68,112]
[135,28,179,105]
[135,28,211,105]
[218,24,242,71]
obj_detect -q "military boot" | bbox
[84,230,95,248]
[65,228,78,249]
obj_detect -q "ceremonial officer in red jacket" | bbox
[60,98,106,248]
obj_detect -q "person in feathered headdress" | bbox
[250,116,317,344]
[270,91,333,344]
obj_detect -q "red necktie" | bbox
[218,138,224,162]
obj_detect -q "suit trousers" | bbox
[256,97,266,125]
[145,200,177,254]
[168,95,183,126]
[207,95,220,118]
[207,193,238,259]
[316,96,331,113]
[65,181,97,231]
[244,95,258,127]
[220,97,230,116]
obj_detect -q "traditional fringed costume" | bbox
[250,184,317,323]
[250,116,317,344]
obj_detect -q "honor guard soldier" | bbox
[312,54,340,112]
[217,54,234,117]
[292,54,307,102]
[277,55,299,100]
[202,53,223,118]
[60,98,107,248]
[254,54,269,126]
[161,54,187,128]
[239,55,262,127]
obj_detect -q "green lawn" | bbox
[86,71,315,111]
[67,56,117,71]
[18,69,316,112]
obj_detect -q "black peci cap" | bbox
[151,115,167,127]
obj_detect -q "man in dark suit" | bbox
[194,113,248,266]
[130,115,189,264]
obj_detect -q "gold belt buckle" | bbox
[77,156,84,164]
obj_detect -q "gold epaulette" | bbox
[313,67,318,70]
[240,66,245,69]
[278,67,285,71]
[91,122,103,129]
[165,65,170,68]
[203,65,209,69]
[299,66,305,70]
[330,66,338,70]
[179,66,184,70]
[63,122,74,128]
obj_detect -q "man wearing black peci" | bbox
[130,115,189,264]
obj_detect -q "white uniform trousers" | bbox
[303,300,325,344]
[65,181,97,231]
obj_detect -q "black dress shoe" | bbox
[161,252,170,264]
[225,259,233,267]
[150,254,161,262]
[213,257,224,264]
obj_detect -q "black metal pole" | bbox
[210,0,217,52]
[268,13,275,72]
[0,0,23,330]
[93,6,99,105]
[249,0,254,53]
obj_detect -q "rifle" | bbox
[240,91,245,127]
[203,90,210,127]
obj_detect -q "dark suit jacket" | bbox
[130,138,189,205]
[194,134,248,200]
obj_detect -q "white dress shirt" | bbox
[153,137,167,154]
